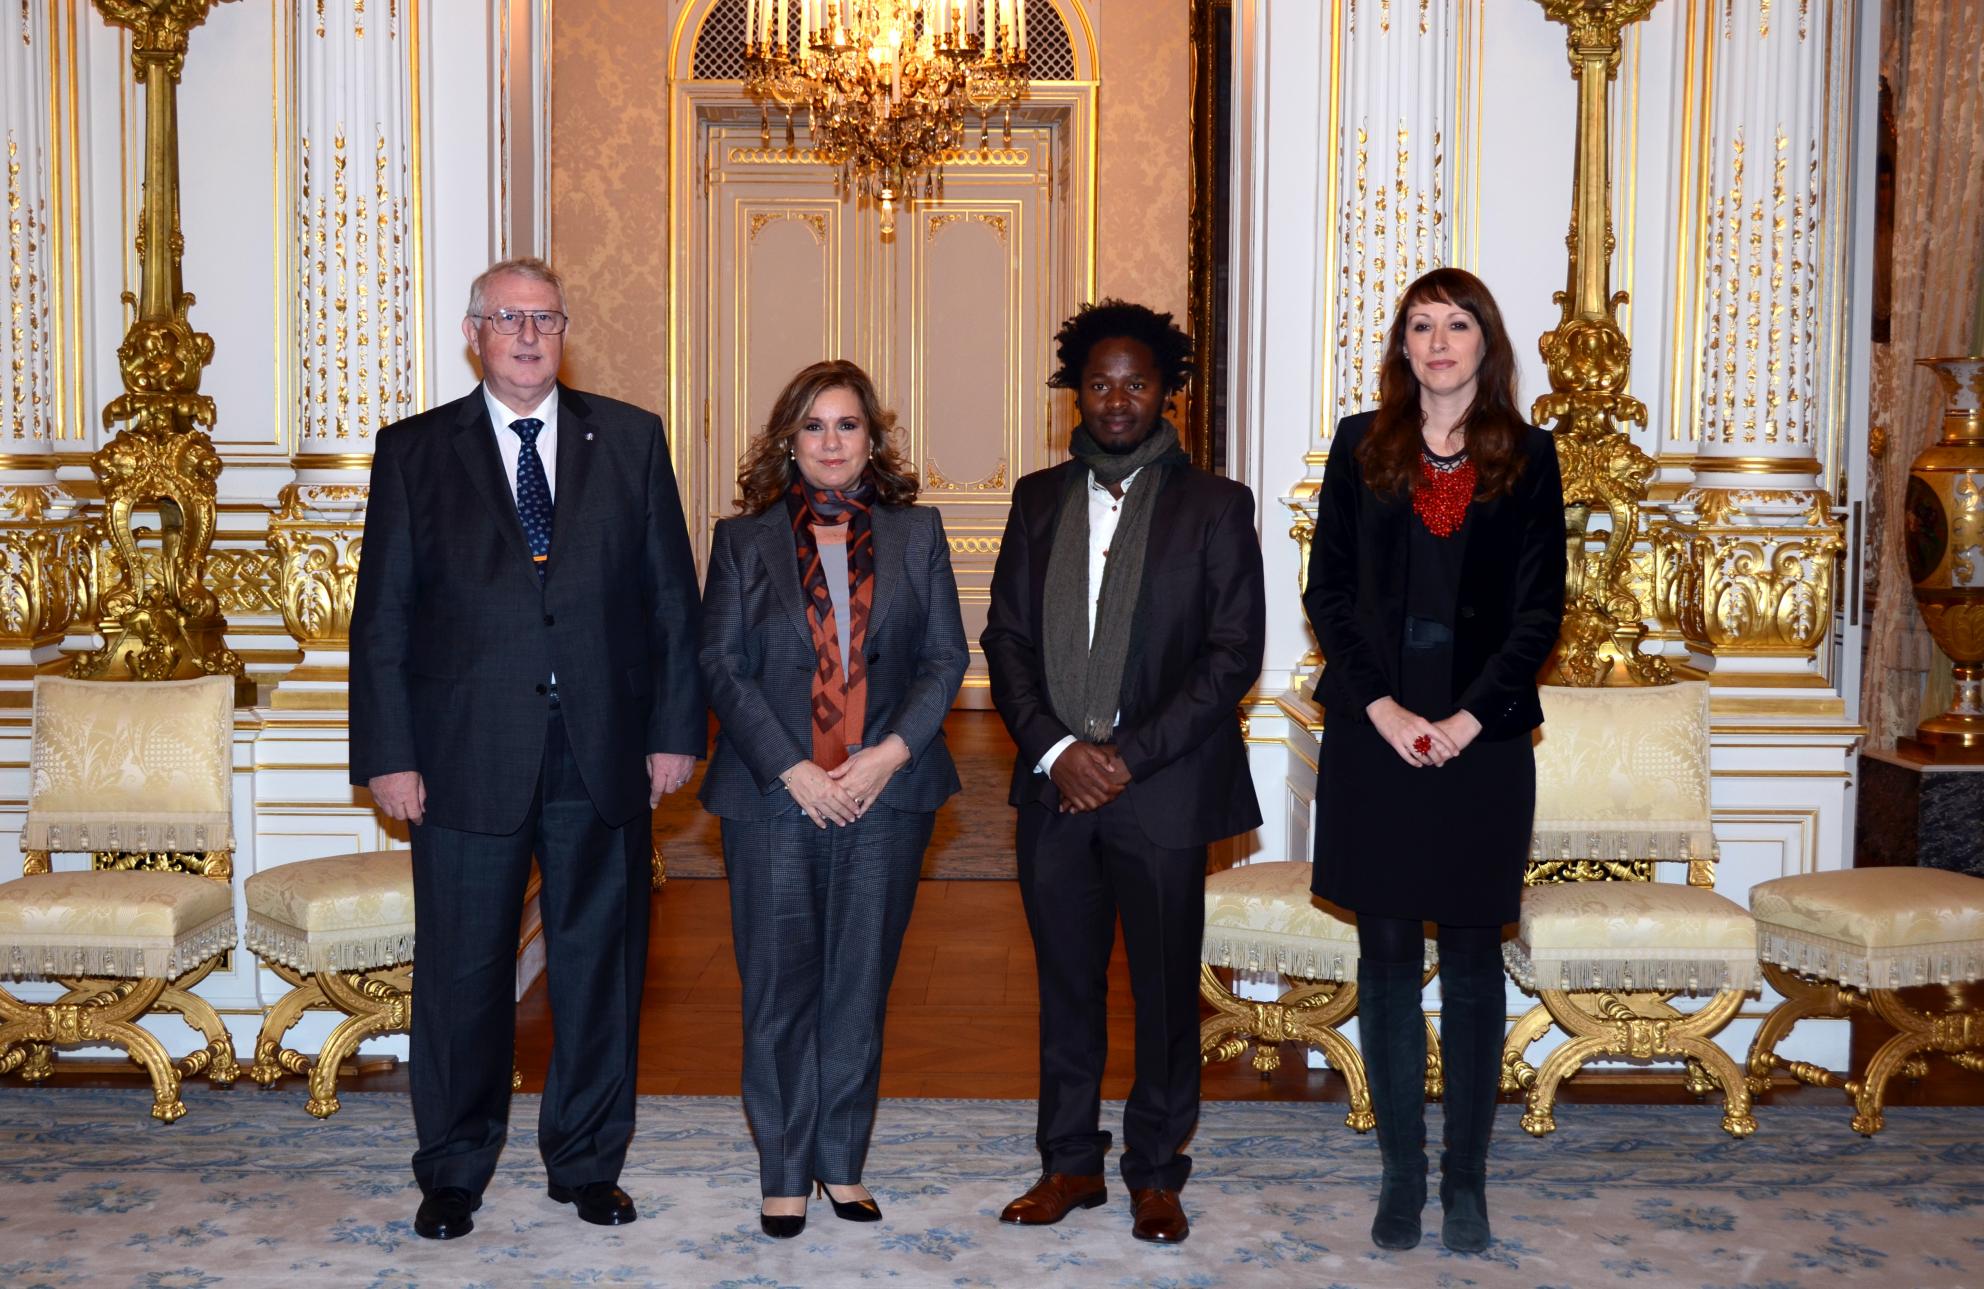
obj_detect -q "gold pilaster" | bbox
[1532,0,1668,688]
[69,0,248,700]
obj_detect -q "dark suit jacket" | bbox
[697,501,967,821]
[348,384,707,833]
[1303,410,1566,741]
[982,460,1267,849]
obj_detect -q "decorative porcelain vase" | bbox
[1902,356,1984,761]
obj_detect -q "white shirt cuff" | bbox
[1035,734,1078,776]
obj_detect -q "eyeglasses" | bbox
[471,308,569,335]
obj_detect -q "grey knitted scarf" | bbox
[1042,420,1190,744]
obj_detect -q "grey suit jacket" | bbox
[698,500,967,821]
[348,384,707,834]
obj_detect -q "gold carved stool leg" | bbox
[1521,988,1753,1138]
[305,968,411,1119]
[1745,961,1850,1096]
[1845,985,1981,1136]
[1199,963,1374,1131]
[20,1040,55,1083]
[0,979,189,1122]
[1500,1001,1558,1096]
[249,963,325,1087]
[157,959,240,1087]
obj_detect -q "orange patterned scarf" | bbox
[786,474,876,769]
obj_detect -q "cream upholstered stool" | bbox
[244,851,414,1117]
[1745,867,1984,1134]
[0,676,241,1122]
[1200,859,1441,1131]
[1501,681,1760,1138]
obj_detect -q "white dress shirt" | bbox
[483,385,561,502]
[1037,466,1143,775]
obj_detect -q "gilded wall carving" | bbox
[267,484,363,647]
[296,130,416,442]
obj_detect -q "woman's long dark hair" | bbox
[736,360,919,515]
[1356,267,1527,501]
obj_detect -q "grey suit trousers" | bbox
[722,803,934,1196]
[407,704,650,1194]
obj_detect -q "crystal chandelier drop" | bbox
[744,0,1031,235]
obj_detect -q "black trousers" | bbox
[1015,796,1205,1192]
[723,804,934,1196]
[407,703,651,1195]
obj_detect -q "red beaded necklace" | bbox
[1413,450,1475,538]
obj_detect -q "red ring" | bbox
[1411,734,1433,757]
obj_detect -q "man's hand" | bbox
[827,734,911,818]
[648,752,696,807]
[1100,746,1132,789]
[1050,742,1127,813]
[369,770,426,825]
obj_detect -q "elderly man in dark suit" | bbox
[983,301,1267,1245]
[349,256,705,1241]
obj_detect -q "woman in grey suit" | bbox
[699,359,968,1238]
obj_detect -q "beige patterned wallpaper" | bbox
[548,4,672,410]
[1094,0,1191,320]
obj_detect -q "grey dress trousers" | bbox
[699,500,967,1196]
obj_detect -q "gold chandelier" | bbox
[744,0,1031,234]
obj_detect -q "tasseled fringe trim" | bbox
[1202,931,1434,982]
[245,916,414,975]
[1757,927,1984,990]
[21,814,233,855]
[0,914,236,980]
[1504,939,1758,994]
[1528,826,1719,864]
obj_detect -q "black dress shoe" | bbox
[759,1210,807,1239]
[414,1187,480,1240]
[547,1181,637,1226]
[816,1179,882,1223]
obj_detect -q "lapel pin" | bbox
[585,431,594,441]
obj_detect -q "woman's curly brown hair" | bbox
[735,359,920,515]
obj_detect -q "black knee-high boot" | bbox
[1355,960,1429,1250]
[1437,938,1506,1253]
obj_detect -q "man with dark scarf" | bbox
[983,301,1267,1245]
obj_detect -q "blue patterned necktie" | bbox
[509,417,554,578]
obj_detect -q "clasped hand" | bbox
[785,734,911,828]
[1365,697,1482,768]
[1050,741,1131,813]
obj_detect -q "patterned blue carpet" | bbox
[0,1089,1980,1287]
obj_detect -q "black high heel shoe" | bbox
[816,1179,882,1223]
[759,1200,807,1239]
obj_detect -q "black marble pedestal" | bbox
[1856,751,1984,875]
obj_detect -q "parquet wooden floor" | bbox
[504,875,1984,1109]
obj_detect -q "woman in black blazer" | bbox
[1303,268,1566,1255]
[699,360,967,1238]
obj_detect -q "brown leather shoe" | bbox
[999,1173,1107,1225]
[1130,1188,1190,1244]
